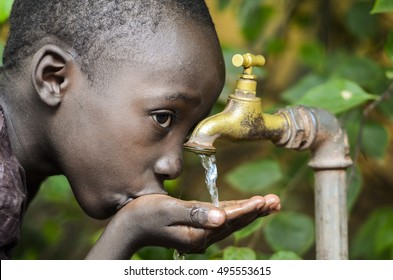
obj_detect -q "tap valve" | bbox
[183,52,287,155]
[232,53,265,73]
[231,53,265,96]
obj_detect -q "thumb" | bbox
[171,199,226,228]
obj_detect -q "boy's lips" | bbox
[116,197,134,211]
[116,184,168,210]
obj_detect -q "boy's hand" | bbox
[86,194,280,259]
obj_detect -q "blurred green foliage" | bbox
[371,0,393,14]
[225,159,283,194]
[0,0,13,24]
[351,207,393,259]
[0,0,393,260]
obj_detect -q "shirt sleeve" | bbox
[0,108,27,259]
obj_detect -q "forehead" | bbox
[96,19,225,96]
[142,21,224,77]
[128,17,220,66]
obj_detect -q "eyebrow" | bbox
[165,92,200,104]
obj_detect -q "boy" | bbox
[0,0,280,259]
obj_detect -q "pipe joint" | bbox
[277,106,352,170]
[276,106,317,150]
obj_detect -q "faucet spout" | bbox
[184,53,288,155]
[183,93,288,155]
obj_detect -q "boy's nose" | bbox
[154,154,183,180]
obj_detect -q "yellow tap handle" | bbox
[232,53,265,69]
[231,53,265,94]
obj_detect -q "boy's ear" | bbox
[31,44,75,107]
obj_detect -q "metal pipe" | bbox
[309,108,352,259]
[314,169,348,259]
[278,106,352,259]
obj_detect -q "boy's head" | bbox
[3,0,225,218]
[5,0,216,76]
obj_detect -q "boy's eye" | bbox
[152,111,174,128]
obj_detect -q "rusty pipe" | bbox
[278,106,352,259]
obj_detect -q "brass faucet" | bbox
[183,53,289,155]
[184,53,353,259]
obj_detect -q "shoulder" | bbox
[0,105,27,260]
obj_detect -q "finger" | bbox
[221,195,281,219]
[264,194,281,214]
[164,198,226,228]
[223,196,266,219]
[211,195,281,240]
[197,195,281,252]
[218,198,255,208]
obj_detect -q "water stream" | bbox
[199,154,219,207]
[173,154,220,260]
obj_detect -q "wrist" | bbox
[86,207,142,259]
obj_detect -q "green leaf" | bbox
[225,159,283,194]
[223,246,257,260]
[296,79,377,114]
[234,218,266,242]
[264,212,315,256]
[346,1,377,38]
[347,167,363,212]
[281,74,326,104]
[361,122,389,159]
[217,0,231,11]
[238,0,274,43]
[379,91,393,119]
[0,0,13,24]
[385,32,393,62]
[351,207,393,259]
[299,41,326,72]
[269,251,302,260]
[187,244,221,260]
[330,55,385,92]
[386,70,393,79]
[371,0,393,14]
[375,217,393,258]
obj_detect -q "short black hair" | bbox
[3,0,215,75]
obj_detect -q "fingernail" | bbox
[270,203,281,211]
[208,210,222,225]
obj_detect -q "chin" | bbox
[78,201,118,220]
[73,187,133,219]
